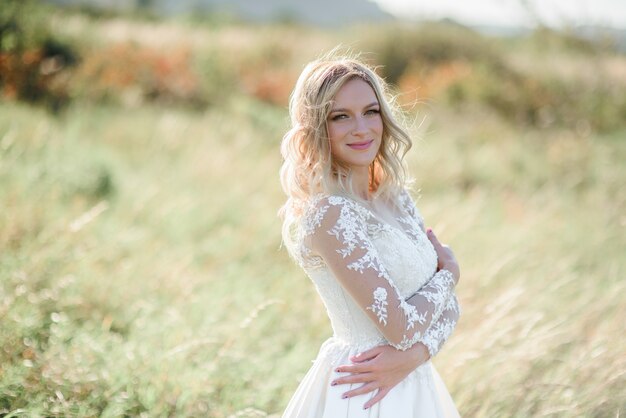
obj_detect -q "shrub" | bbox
[362,21,626,132]
[0,0,77,110]
[361,22,505,85]
[71,43,207,108]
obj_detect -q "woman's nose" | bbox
[351,116,368,136]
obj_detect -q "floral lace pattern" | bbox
[291,190,460,355]
[420,295,460,356]
[368,287,389,325]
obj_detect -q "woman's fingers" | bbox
[427,228,445,268]
[335,362,371,374]
[331,372,374,387]
[363,386,391,410]
[427,228,460,282]
[340,382,378,399]
[426,228,443,249]
[350,346,382,362]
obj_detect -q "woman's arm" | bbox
[410,228,461,357]
[308,197,460,352]
[332,295,460,409]
[328,192,462,409]
[330,229,461,409]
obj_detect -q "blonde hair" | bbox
[279,52,414,251]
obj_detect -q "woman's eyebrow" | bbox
[329,102,379,113]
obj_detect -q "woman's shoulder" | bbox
[291,193,356,270]
[300,193,367,236]
[307,192,365,212]
[397,187,420,211]
[396,187,425,228]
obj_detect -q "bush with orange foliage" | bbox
[0,0,77,110]
[397,60,473,105]
[72,43,205,107]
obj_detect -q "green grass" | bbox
[1,95,623,417]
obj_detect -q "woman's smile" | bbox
[347,139,374,150]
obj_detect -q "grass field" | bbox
[1,10,625,418]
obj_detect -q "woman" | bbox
[279,53,461,417]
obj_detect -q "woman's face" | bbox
[326,78,383,170]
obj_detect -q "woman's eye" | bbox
[365,109,380,116]
[331,114,348,121]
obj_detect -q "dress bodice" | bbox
[289,190,444,351]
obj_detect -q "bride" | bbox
[278,53,461,417]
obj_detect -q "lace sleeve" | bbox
[398,189,460,356]
[306,195,457,351]
[418,294,460,357]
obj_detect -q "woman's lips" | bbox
[347,139,374,150]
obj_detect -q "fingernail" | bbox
[342,394,348,399]
[335,368,341,373]
[331,381,337,386]
[364,405,369,410]
[427,228,432,234]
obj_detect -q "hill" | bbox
[45,0,393,25]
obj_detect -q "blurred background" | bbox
[1,0,624,416]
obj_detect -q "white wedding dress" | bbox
[282,190,461,417]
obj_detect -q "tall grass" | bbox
[1,11,625,418]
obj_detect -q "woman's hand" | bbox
[426,228,460,284]
[331,343,430,409]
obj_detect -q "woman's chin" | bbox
[344,159,376,169]
[338,151,379,168]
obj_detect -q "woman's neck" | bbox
[351,166,371,201]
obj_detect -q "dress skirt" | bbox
[282,338,460,418]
